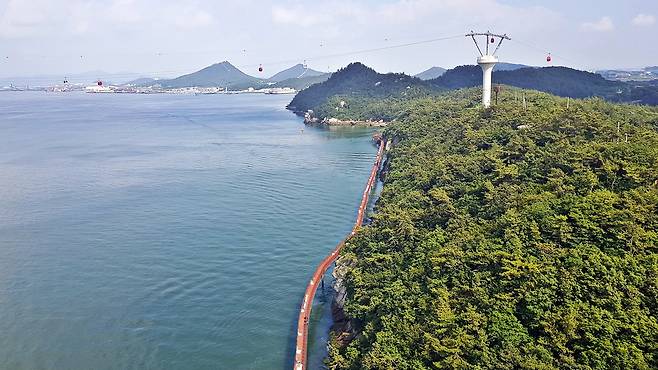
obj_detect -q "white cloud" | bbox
[173,9,214,29]
[272,6,325,27]
[632,14,656,27]
[581,16,614,32]
[271,0,560,30]
[0,0,51,38]
[108,0,145,24]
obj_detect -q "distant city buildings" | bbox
[0,83,298,95]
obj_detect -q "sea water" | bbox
[0,92,377,369]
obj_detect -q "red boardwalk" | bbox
[294,138,386,370]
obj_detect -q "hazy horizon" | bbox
[1,0,657,80]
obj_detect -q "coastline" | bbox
[329,136,391,353]
[295,109,388,127]
[293,135,386,370]
[305,116,388,127]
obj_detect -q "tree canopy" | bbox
[288,63,658,119]
[329,88,658,370]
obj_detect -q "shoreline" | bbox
[293,136,386,370]
[305,116,388,127]
[295,109,389,127]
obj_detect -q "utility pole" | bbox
[466,31,511,108]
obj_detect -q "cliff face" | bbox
[331,255,357,346]
[330,138,391,351]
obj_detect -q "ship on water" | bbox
[85,80,113,93]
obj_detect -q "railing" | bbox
[293,138,386,370]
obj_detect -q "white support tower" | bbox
[466,31,510,108]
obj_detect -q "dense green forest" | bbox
[288,63,658,116]
[288,63,436,114]
[432,66,630,102]
[329,89,658,369]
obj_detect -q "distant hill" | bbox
[432,63,534,89]
[645,66,658,74]
[268,64,326,82]
[158,61,262,88]
[124,77,158,86]
[271,74,331,91]
[414,63,527,81]
[146,62,330,90]
[430,66,629,100]
[494,62,530,71]
[414,67,446,80]
[288,62,431,114]
[288,62,658,118]
[597,68,657,82]
[429,65,482,89]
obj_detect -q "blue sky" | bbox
[0,0,656,78]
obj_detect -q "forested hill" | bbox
[330,89,658,369]
[287,62,433,114]
[288,63,658,117]
[431,65,629,101]
[268,63,326,82]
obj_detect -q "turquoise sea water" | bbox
[0,92,377,369]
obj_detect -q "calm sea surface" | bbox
[0,92,377,369]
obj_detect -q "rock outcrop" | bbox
[303,110,387,127]
[331,254,358,347]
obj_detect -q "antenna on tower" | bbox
[466,31,510,108]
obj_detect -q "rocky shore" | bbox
[303,110,387,127]
[331,254,358,347]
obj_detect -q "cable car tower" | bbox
[466,31,510,108]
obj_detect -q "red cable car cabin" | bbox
[546,54,552,63]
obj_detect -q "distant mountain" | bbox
[494,62,530,71]
[431,66,628,100]
[158,61,261,88]
[430,65,482,89]
[415,67,446,80]
[271,74,331,90]
[147,62,329,89]
[124,77,158,86]
[414,63,528,81]
[288,62,658,117]
[288,62,430,114]
[268,64,326,82]
[645,66,658,74]
[597,68,657,82]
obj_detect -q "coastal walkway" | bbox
[293,137,386,370]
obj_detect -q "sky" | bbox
[0,0,657,79]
